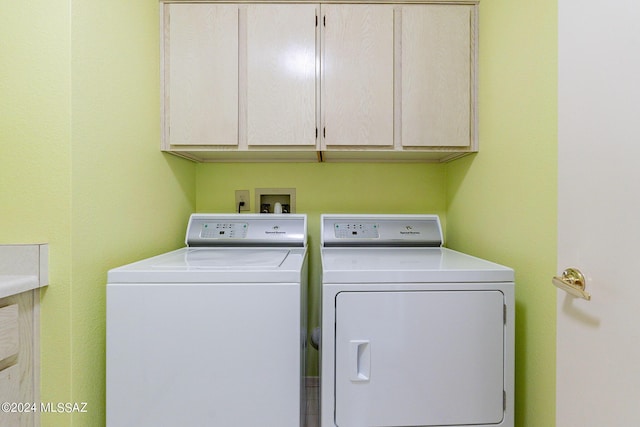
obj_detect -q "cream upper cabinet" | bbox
[321,4,395,148]
[401,5,474,148]
[161,2,478,162]
[163,4,239,147]
[162,3,319,161]
[247,4,317,147]
[322,3,477,161]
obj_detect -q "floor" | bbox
[305,377,319,427]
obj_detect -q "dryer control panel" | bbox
[322,214,443,247]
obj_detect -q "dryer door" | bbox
[334,290,505,427]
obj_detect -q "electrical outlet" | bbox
[235,190,250,212]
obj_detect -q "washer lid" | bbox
[107,247,307,283]
[152,248,290,269]
[321,247,514,283]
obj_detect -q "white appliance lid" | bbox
[108,247,307,283]
[151,248,290,269]
[321,247,514,283]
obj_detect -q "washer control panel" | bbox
[200,222,248,239]
[334,223,379,239]
[186,214,306,247]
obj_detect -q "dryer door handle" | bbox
[349,340,371,382]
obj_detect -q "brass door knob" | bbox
[553,268,591,300]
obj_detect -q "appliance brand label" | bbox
[400,226,420,235]
[266,225,286,235]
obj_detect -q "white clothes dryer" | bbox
[320,214,514,427]
[107,214,308,427]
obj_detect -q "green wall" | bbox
[2,1,196,425]
[446,1,558,426]
[196,162,447,372]
[1,2,74,424]
[69,1,196,424]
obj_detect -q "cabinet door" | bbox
[401,5,473,147]
[0,293,37,427]
[164,4,238,146]
[335,290,505,427]
[321,5,394,147]
[247,4,317,147]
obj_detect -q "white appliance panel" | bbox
[334,290,505,427]
[107,282,302,427]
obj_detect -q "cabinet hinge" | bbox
[315,127,318,139]
[504,304,507,324]
[503,390,507,411]
[323,127,326,138]
[315,14,318,27]
[323,15,326,27]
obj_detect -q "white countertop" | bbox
[0,244,48,299]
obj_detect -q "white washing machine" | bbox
[107,214,308,427]
[320,214,515,427]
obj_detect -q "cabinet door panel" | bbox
[166,4,238,146]
[402,5,472,147]
[247,4,317,147]
[322,5,394,147]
